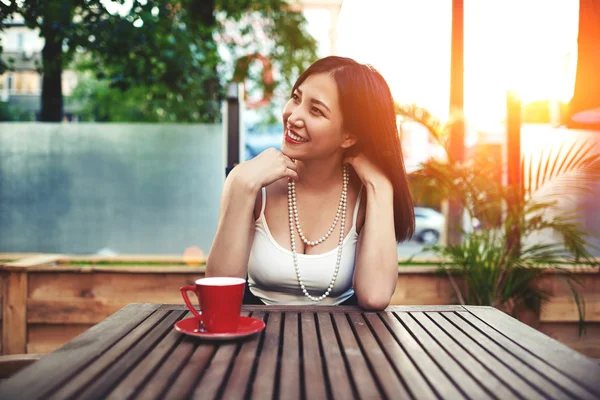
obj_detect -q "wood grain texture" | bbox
[2,304,600,400]
[27,299,127,324]
[105,311,189,400]
[332,312,381,399]
[220,312,266,400]
[28,265,207,274]
[412,311,518,399]
[27,324,92,354]
[51,309,185,400]
[427,312,544,400]
[148,311,211,400]
[0,253,41,262]
[0,303,160,399]
[363,312,437,400]
[395,312,491,399]
[315,312,354,400]
[2,272,28,355]
[445,311,575,400]
[27,272,199,304]
[464,306,600,398]
[540,295,600,322]
[347,312,411,399]
[188,311,253,400]
[278,312,301,400]
[0,255,63,271]
[299,312,328,400]
[61,254,206,264]
[538,322,600,359]
[380,312,465,400]
[249,312,282,400]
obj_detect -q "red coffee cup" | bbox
[180,277,246,333]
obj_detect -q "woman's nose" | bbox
[287,112,305,128]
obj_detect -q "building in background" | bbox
[0,17,78,120]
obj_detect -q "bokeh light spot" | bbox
[184,246,205,266]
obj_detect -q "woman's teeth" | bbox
[289,131,308,142]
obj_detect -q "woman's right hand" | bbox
[234,148,298,192]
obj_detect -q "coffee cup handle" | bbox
[180,285,202,320]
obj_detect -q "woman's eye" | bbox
[292,93,300,101]
[311,107,324,116]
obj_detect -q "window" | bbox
[17,33,24,51]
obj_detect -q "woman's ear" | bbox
[341,132,358,149]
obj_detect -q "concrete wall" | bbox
[0,123,224,255]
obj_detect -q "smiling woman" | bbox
[207,56,415,310]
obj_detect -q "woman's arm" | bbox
[344,153,398,310]
[205,168,260,278]
[352,179,397,310]
[206,148,298,278]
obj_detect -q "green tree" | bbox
[0,0,316,122]
[0,1,17,75]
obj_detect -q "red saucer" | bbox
[174,316,265,341]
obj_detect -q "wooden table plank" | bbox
[444,312,577,400]
[300,312,328,400]
[160,340,215,400]
[316,312,354,400]
[363,313,437,400]
[190,342,240,398]
[3,303,598,400]
[249,312,282,400]
[412,312,517,400]
[0,303,160,400]
[395,312,492,399]
[465,306,600,395]
[105,311,189,400]
[221,312,266,400]
[278,312,301,400]
[380,312,466,400]
[347,313,411,399]
[332,312,381,399]
[142,311,213,400]
[51,309,184,400]
[427,312,545,400]
[240,305,466,313]
[189,311,252,399]
[460,311,598,400]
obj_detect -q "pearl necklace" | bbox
[287,165,348,302]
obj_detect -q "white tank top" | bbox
[247,185,363,305]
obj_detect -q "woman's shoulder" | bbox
[253,179,288,220]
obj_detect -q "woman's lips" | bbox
[285,129,308,144]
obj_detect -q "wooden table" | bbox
[1,304,599,400]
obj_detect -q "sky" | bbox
[324,0,580,126]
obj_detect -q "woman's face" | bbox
[281,72,351,160]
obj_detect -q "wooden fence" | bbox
[1,254,598,357]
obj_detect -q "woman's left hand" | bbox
[343,152,392,189]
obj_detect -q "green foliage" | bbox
[1,0,317,122]
[0,0,18,74]
[399,104,600,331]
[0,101,35,121]
[70,0,316,122]
[69,71,170,122]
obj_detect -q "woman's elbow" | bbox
[357,294,391,311]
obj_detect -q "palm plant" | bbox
[399,104,600,330]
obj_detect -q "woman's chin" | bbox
[281,141,301,156]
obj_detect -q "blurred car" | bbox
[413,207,445,245]
[244,124,283,160]
[413,207,481,245]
